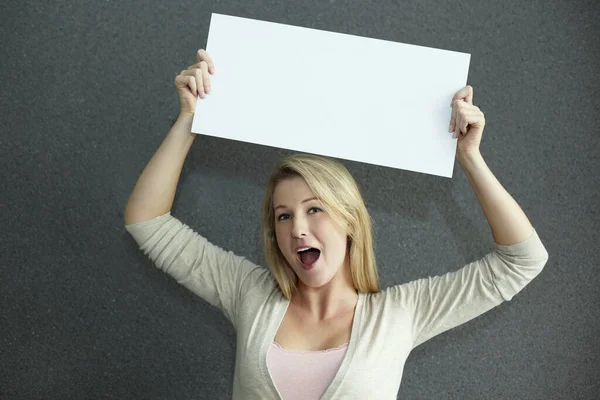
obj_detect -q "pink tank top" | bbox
[267,340,349,399]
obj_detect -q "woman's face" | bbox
[273,176,349,288]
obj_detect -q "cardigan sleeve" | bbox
[390,228,549,349]
[124,212,273,329]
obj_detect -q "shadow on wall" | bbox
[180,131,486,264]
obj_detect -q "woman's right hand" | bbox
[174,49,216,117]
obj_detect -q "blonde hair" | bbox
[261,153,380,299]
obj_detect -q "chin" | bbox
[297,271,337,289]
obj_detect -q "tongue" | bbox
[300,249,320,265]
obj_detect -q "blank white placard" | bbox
[192,13,470,178]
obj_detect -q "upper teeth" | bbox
[297,247,311,252]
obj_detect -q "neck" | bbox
[291,260,358,321]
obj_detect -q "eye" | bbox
[277,213,290,221]
[276,207,322,221]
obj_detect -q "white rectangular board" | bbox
[192,13,470,178]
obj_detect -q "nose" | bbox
[291,215,309,239]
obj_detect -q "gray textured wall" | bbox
[1,0,599,399]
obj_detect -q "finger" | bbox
[458,111,482,136]
[454,104,469,138]
[174,73,184,90]
[458,112,468,136]
[187,60,212,73]
[195,67,205,98]
[456,102,480,114]
[455,112,461,138]
[187,61,210,95]
[187,75,197,98]
[196,49,216,74]
[180,68,204,97]
[449,100,457,133]
[175,71,195,94]
[200,61,211,94]
[176,74,197,97]
[452,85,474,105]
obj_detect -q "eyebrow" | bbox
[274,197,318,211]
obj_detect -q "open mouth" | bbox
[296,248,321,266]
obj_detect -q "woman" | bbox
[124,49,549,399]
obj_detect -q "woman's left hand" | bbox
[449,85,486,158]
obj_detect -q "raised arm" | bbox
[450,85,533,245]
[124,115,196,224]
[123,51,275,327]
[124,49,215,224]
[393,87,549,350]
[458,151,533,245]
